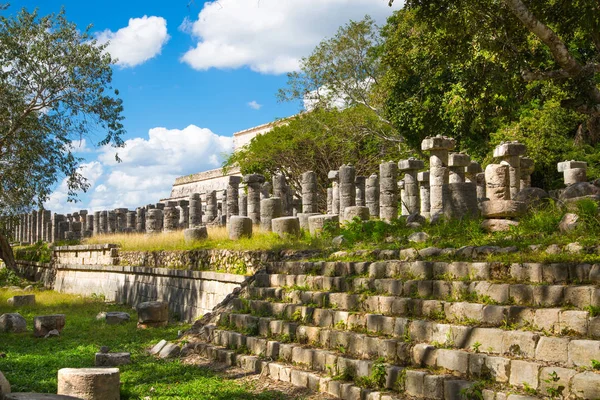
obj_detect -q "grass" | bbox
[0,287,285,399]
[81,226,328,252]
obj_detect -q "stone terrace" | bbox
[184,258,600,400]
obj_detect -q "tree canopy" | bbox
[225,106,411,207]
[0,7,125,264]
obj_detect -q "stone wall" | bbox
[14,260,248,322]
[53,244,119,266]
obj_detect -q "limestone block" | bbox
[532,285,564,307]
[421,135,456,151]
[443,380,472,400]
[509,360,540,389]
[405,370,427,397]
[33,314,65,337]
[308,214,339,236]
[105,312,130,325]
[7,295,35,307]
[502,331,539,358]
[539,367,576,399]
[481,219,519,232]
[559,310,589,335]
[0,313,26,333]
[481,200,526,218]
[557,160,587,173]
[1,369,10,396]
[436,349,469,374]
[485,164,510,187]
[271,217,300,238]
[297,213,320,231]
[448,182,478,217]
[228,216,253,240]
[136,301,168,327]
[339,206,368,223]
[564,168,587,185]
[95,352,131,367]
[571,371,600,400]
[57,368,120,400]
[535,336,569,363]
[149,339,167,355]
[398,158,425,171]
[493,142,527,157]
[424,374,448,399]
[568,340,600,367]
[183,227,208,243]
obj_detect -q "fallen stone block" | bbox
[95,352,131,367]
[158,342,181,359]
[105,312,130,325]
[33,315,65,338]
[0,313,27,333]
[7,295,35,307]
[136,301,168,328]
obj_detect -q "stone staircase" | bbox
[187,259,600,400]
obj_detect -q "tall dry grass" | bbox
[83,225,326,252]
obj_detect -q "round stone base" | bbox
[57,368,120,400]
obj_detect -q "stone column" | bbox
[260,197,283,231]
[243,174,265,225]
[31,211,37,243]
[273,174,290,216]
[79,210,88,233]
[71,220,82,239]
[177,200,189,229]
[136,207,146,232]
[519,157,534,189]
[37,210,43,242]
[379,161,398,222]
[421,135,456,216]
[163,206,179,232]
[85,215,94,237]
[146,209,163,234]
[107,211,116,233]
[448,153,470,183]
[100,211,108,234]
[41,210,51,242]
[339,165,356,217]
[465,161,482,183]
[485,164,510,201]
[355,176,366,207]
[328,170,339,215]
[238,193,248,217]
[126,211,136,232]
[188,194,202,228]
[557,160,587,186]
[301,171,318,214]
[399,158,424,215]
[205,191,218,223]
[476,173,486,201]
[398,180,407,215]
[326,188,333,214]
[366,174,379,218]
[417,172,430,217]
[261,182,272,200]
[493,141,527,199]
[93,212,100,236]
[58,220,68,241]
[115,208,128,232]
[227,176,242,222]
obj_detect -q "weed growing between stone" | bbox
[0,288,285,399]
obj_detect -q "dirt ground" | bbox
[183,354,337,400]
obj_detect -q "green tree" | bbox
[0,8,125,267]
[380,1,599,185]
[224,106,411,210]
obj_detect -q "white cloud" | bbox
[44,161,104,213]
[96,16,170,68]
[180,0,400,74]
[68,138,93,153]
[247,100,262,110]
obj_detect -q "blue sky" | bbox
[10,0,401,213]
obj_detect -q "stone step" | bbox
[249,278,600,310]
[191,338,482,400]
[218,309,600,376]
[236,294,600,340]
[266,261,600,285]
[202,326,597,399]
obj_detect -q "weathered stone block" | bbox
[7,295,35,307]
[0,313,26,333]
[481,200,526,218]
[509,360,540,389]
[568,339,600,367]
[535,336,569,363]
[34,314,66,337]
[437,349,469,374]
[57,367,120,400]
[571,371,600,400]
[271,217,300,238]
[95,352,131,366]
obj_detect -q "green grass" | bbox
[0,288,285,399]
